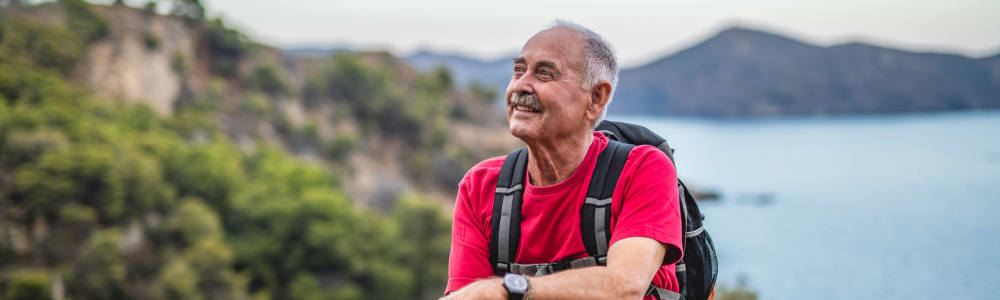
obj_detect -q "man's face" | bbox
[505,28,592,143]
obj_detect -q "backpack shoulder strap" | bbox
[490,147,529,275]
[596,120,674,165]
[581,139,635,257]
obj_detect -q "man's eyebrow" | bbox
[535,60,558,70]
[511,58,560,72]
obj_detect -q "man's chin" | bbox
[508,123,540,142]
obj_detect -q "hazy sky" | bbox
[194,0,999,67]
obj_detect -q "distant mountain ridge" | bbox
[392,27,1000,118]
[404,50,514,88]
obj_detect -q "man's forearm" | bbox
[525,237,664,300]
[442,266,645,300]
[527,265,648,300]
[440,238,664,300]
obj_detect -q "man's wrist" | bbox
[502,273,532,300]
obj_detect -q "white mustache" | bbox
[510,93,543,111]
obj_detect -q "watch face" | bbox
[504,274,528,292]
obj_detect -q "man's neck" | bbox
[525,130,594,187]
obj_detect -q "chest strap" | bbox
[503,256,680,300]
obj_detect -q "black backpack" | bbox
[489,120,719,300]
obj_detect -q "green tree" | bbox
[162,198,223,246]
[60,0,109,42]
[69,229,128,299]
[246,65,289,96]
[4,269,52,300]
[393,194,452,299]
[202,18,249,76]
[170,0,204,20]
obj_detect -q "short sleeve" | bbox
[445,168,497,294]
[608,146,683,265]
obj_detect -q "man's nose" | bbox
[507,72,535,97]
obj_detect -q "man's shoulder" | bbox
[624,144,676,176]
[628,144,671,163]
[459,155,507,187]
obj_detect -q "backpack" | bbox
[488,120,719,300]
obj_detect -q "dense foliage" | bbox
[304,54,475,191]
[0,3,451,299]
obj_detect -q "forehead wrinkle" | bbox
[539,27,587,73]
[521,28,588,79]
[514,55,563,73]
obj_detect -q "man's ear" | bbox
[586,81,612,123]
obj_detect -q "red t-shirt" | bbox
[446,132,683,297]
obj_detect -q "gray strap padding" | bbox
[685,225,704,238]
[508,257,676,300]
[506,256,607,276]
[646,285,681,300]
[495,184,523,194]
[678,182,690,250]
[594,206,609,255]
[497,193,515,263]
[507,262,544,275]
[675,263,686,273]
[584,197,613,206]
[568,256,600,268]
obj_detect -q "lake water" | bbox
[616,111,1000,300]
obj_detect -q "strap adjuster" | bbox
[496,262,510,273]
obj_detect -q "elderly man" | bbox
[443,21,682,300]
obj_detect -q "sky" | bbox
[152,0,1000,67]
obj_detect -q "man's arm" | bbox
[440,236,666,300]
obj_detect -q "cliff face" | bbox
[77,5,208,115]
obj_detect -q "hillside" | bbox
[405,27,1000,118]
[20,2,517,202]
[0,1,514,299]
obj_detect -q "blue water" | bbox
[616,111,1000,300]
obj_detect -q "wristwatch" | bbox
[502,273,531,300]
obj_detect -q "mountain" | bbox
[403,50,514,89]
[615,27,1000,117]
[281,46,353,58]
[407,27,1000,118]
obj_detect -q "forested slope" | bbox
[0,1,499,299]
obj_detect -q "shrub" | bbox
[143,1,158,15]
[0,17,86,75]
[163,198,223,246]
[143,32,161,50]
[202,18,249,77]
[60,0,109,42]
[169,0,204,20]
[243,92,271,117]
[70,229,127,299]
[323,134,356,161]
[4,269,52,300]
[246,65,289,95]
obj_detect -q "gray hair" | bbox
[548,20,619,128]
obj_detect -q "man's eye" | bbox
[537,69,553,79]
[513,66,525,73]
